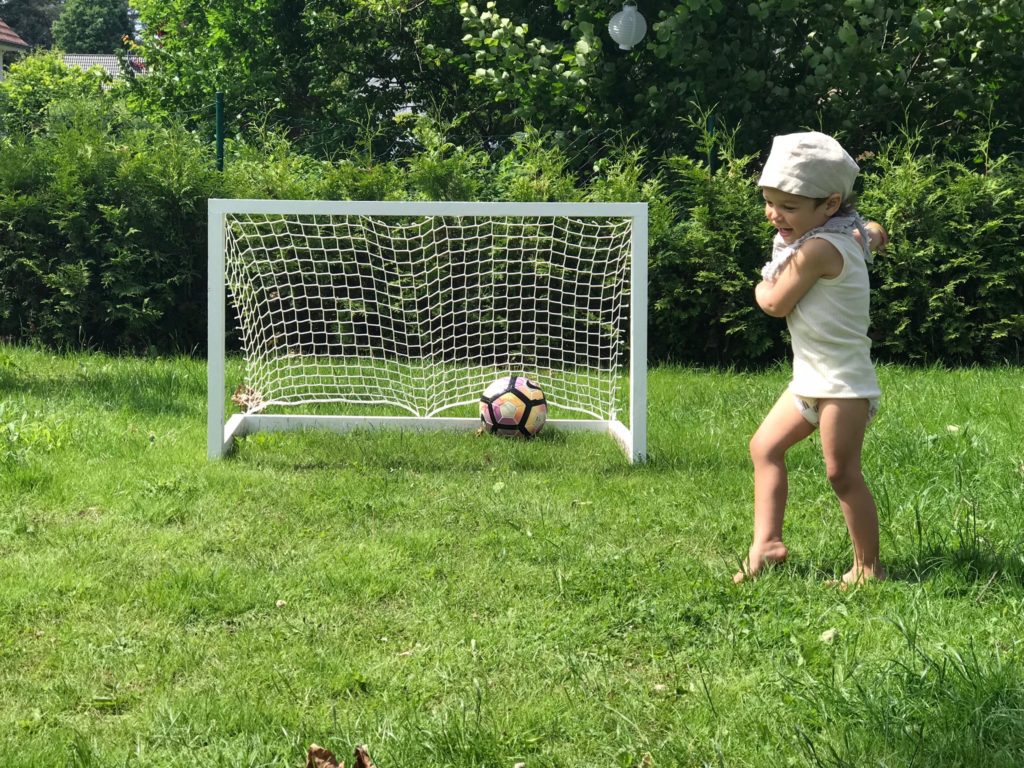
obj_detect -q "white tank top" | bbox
[786,231,881,399]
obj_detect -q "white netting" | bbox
[224,212,634,420]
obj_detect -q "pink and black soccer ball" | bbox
[479,376,547,438]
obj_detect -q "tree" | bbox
[0,0,62,48]
[52,0,130,53]
[128,0,1024,161]
[453,0,1024,158]
[129,0,479,156]
[0,50,109,135]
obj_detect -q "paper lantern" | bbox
[608,3,647,51]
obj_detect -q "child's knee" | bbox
[826,463,863,495]
[750,432,785,465]
[749,432,770,462]
[748,433,762,460]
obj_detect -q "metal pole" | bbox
[707,112,717,176]
[629,204,648,463]
[207,200,226,458]
[215,92,224,171]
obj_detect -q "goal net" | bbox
[208,200,647,461]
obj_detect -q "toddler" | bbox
[735,131,888,586]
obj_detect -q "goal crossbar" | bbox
[208,199,647,462]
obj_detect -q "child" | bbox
[735,131,889,586]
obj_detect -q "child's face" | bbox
[762,187,841,244]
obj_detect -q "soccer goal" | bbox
[207,199,648,462]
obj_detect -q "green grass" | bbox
[2,344,1024,767]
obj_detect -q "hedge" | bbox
[1,95,1021,365]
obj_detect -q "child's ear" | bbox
[826,193,842,215]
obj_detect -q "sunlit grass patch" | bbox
[1,346,1023,766]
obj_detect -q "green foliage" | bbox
[0,51,109,135]
[220,129,335,200]
[127,0,477,156]
[118,0,1024,162]
[404,117,490,201]
[643,0,1024,155]
[51,0,131,54]
[98,126,224,350]
[454,1,598,132]
[1,52,1021,366]
[651,115,781,365]
[451,0,1024,158]
[861,132,1024,364]
[127,0,314,134]
[488,128,581,202]
[102,0,1024,166]
[645,119,1024,367]
[319,158,408,202]
[0,92,224,351]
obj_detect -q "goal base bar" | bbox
[213,414,643,463]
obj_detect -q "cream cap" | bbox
[757,131,859,202]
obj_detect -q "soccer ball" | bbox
[479,375,548,438]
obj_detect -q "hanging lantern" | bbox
[608,3,647,51]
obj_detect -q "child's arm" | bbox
[755,238,843,318]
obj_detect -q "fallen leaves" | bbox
[306,744,377,768]
[231,384,264,412]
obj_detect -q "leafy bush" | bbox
[100,124,225,350]
[403,117,490,201]
[0,51,110,136]
[0,94,224,351]
[456,1,1024,160]
[1,70,1021,366]
[221,129,340,201]
[319,158,408,202]
[650,118,782,365]
[487,128,582,203]
[646,123,1024,367]
[122,0,1023,167]
[862,134,1024,364]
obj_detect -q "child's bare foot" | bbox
[733,542,789,583]
[830,563,888,589]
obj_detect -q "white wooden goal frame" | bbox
[207,199,648,462]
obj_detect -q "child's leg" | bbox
[817,399,886,583]
[734,391,816,583]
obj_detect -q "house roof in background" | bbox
[0,19,30,50]
[63,54,147,79]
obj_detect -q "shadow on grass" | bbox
[884,545,1024,589]
[18,362,205,419]
[228,423,745,483]
[229,424,638,476]
[727,548,1024,592]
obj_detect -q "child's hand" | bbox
[856,221,889,253]
[866,221,889,252]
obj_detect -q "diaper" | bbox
[794,395,879,427]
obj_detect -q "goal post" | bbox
[207,199,647,462]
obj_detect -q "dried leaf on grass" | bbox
[231,384,264,412]
[354,745,377,768]
[306,744,377,768]
[306,744,342,768]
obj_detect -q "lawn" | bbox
[2,344,1023,767]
